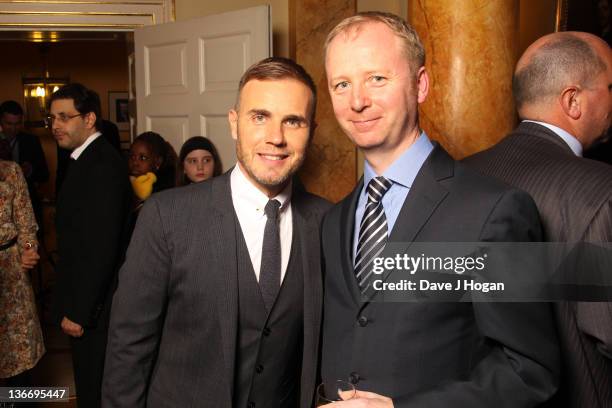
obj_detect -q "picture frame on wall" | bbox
[108,91,129,131]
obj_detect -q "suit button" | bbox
[263,327,271,336]
[357,316,368,327]
[256,364,264,373]
[247,402,256,408]
[349,372,360,384]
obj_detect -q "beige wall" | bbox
[175,0,290,57]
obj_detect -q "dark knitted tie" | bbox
[355,176,392,292]
[260,199,281,311]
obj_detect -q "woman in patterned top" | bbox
[0,138,44,386]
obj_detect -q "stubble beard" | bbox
[235,130,304,189]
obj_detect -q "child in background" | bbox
[125,132,176,243]
[128,131,176,203]
[177,136,223,185]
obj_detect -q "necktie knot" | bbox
[356,176,392,294]
[264,199,281,220]
[366,176,392,204]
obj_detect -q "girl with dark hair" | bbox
[125,132,177,242]
[128,131,176,201]
[177,136,223,185]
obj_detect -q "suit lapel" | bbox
[388,145,452,243]
[293,189,320,345]
[291,186,321,406]
[56,141,99,223]
[340,179,365,305]
[208,172,239,399]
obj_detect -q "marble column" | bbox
[409,0,520,159]
[293,0,358,203]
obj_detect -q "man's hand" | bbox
[61,316,84,337]
[20,245,39,270]
[332,390,394,407]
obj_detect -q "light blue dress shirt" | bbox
[353,131,435,260]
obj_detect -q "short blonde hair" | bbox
[325,11,425,75]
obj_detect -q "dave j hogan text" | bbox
[372,279,505,293]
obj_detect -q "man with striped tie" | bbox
[319,12,560,407]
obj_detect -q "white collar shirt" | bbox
[70,131,102,160]
[230,165,293,283]
[523,120,583,157]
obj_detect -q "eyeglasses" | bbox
[44,113,86,128]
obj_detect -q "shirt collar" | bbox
[230,164,292,212]
[523,120,583,157]
[70,131,101,160]
[363,130,434,188]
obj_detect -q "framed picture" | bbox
[108,91,129,131]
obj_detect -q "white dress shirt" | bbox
[523,120,583,157]
[231,165,293,283]
[70,131,102,160]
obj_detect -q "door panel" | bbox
[135,5,271,170]
[146,116,189,150]
[145,43,189,95]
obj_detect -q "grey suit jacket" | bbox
[466,121,612,407]
[102,172,330,408]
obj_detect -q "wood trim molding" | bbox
[0,0,174,30]
[555,0,568,31]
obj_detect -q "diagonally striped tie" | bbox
[355,176,392,292]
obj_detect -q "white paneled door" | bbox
[134,5,271,170]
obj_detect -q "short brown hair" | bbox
[49,83,102,131]
[236,57,317,122]
[325,11,425,75]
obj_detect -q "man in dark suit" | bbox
[55,119,121,195]
[466,32,612,408]
[320,12,560,407]
[0,100,49,224]
[49,83,130,407]
[102,57,330,408]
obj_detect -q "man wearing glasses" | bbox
[48,83,131,408]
